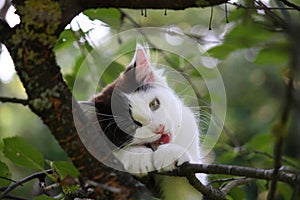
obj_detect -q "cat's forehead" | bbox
[125,86,172,102]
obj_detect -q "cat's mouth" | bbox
[148,125,171,151]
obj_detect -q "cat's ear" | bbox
[132,44,154,84]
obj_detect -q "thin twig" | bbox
[221,178,254,194]
[253,150,300,171]
[229,2,299,10]
[255,0,287,29]
[209,177,248,185]
[279,0,300,11]
[0,96,28,106]
[267,28,295,200]
[42,182,60,192]
[0,176,17,183]
[0,169,53,199]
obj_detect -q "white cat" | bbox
[90,44,206,199]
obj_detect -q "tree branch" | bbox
[148,162,300,198]
[0,169,53,199]
[0,96,28,106]
[221,178,254,194]
[252,150,300,171]
[279,0,300,11]
[186,173,226,199]
[160,162,300,185]
[267,17,299,200]
[59,0,228,31]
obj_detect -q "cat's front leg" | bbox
[114,146,154,175]
[153,143,190,172]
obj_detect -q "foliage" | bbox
[3,137,45,170]
[0,136,79,199]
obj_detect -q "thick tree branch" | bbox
[58,0,228,31]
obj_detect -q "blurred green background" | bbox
[1,2,300,199]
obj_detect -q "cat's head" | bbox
[110,44,184,149]
[93,44,184,149]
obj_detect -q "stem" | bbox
[0,169,53,199]
[0,97,28,106]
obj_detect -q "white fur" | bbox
[114,45,206,199]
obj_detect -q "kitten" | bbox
[88,44,206,199]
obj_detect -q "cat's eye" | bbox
[149,98,160,111]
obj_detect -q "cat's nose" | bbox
[155,124,165,134]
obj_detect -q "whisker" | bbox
[95,112,122,118]
[83,109,123,119]
[96,118,116,123]
[103,121,117,133]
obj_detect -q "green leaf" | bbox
[83,8,121,28]
[228,186,246,200]
[3,137,44,170]
[208,22,274,59]
[54,29,76,51]
[255,44,289,65]
[207,44,236,60]
[102,61,125,84]
[225,23,273,49]
[228,9,247,22]
[0,161,12,187]
[277,182,292,199]
[218,151,238,164]
[51,161,79,179]
[247,133,274,153]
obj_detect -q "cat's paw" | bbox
[153,144,190,172]
[115,146,154,175]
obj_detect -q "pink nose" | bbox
[155,124,165,134]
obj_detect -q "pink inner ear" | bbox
[135,47,154,84]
